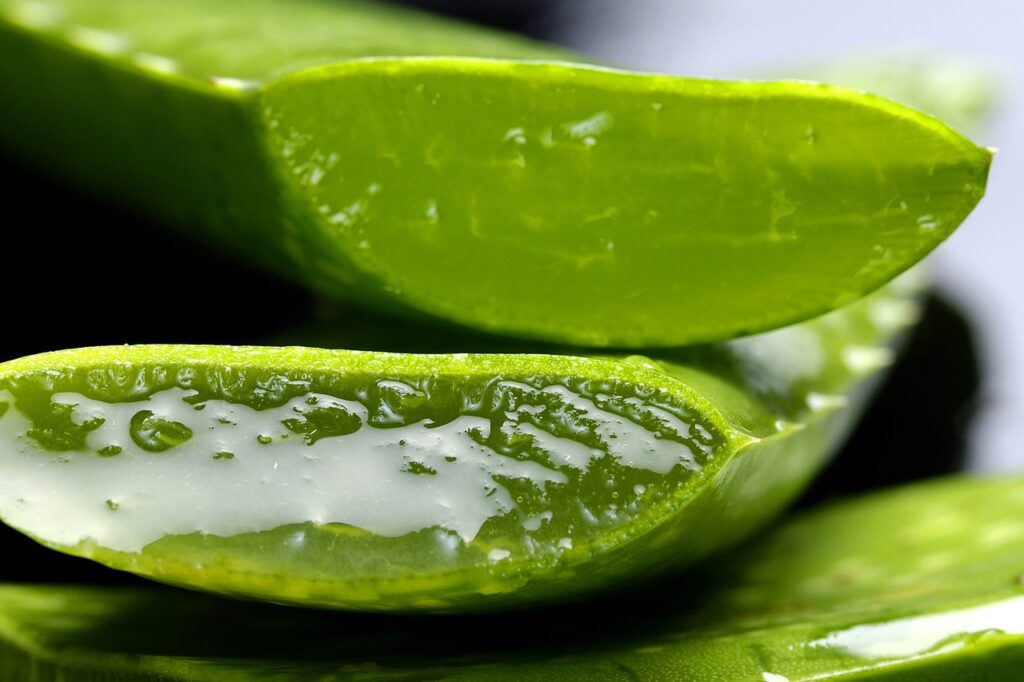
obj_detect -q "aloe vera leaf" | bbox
[1,475,1022,681]
[0,0,990,347]
[0,273,920,612]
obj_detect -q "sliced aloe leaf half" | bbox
[0,275,920,611]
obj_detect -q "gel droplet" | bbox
[129,411,193,453]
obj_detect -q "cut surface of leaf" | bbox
[0,277,919,611]
[0,0,990,345]
[2,475,1023,680]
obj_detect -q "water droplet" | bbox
[129,411,192,452]
[488,548,511,563]
[503,126,527,144]
[328,200,365,227]
[562,111,613,141]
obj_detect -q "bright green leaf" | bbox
[0,0,991,345]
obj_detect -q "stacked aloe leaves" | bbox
[0,0,1018,680]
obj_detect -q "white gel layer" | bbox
[531,384,698,473]
[0,381,697,553]
[809,594,1024,659]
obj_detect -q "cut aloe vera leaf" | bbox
[0,274,921,611]
[2,475,1023,680]
[0,0,990,346]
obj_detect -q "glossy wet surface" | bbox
[0,367,710,555]
[0,0,1010,677]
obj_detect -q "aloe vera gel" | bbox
[0,358,718,575]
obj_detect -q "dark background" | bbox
[0,0,1014,583]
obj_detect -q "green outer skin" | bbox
[1,475,1023,680]
[0,0,991,346]
[0,275,919,612]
